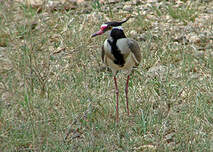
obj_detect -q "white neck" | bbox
[112,26,123,30]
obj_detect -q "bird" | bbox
[91,16,141,122]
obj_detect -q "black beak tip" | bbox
[91,33,97,38]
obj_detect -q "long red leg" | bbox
[125,75,130,116]
[114,76,119,122]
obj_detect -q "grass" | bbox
[167,4,198,24]
[0,0,213,151]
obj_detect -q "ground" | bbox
[0,0,213,151]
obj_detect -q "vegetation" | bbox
[0,0,212,151]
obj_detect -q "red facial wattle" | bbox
[91,25,107,38]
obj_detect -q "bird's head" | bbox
[91,16,130,38]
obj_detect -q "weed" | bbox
[0,1,212,151]
[167,4,198,24]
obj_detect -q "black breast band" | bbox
[107,39,125,67]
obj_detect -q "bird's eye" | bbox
[108,26,112,30]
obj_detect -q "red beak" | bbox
[91,30,104,38]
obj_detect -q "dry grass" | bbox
[0,0,213,151]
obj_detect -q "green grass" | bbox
[0,1,213,151]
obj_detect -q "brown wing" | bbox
[127,39,141,66]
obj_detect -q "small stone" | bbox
[193,50,204,57]
[112,7,117,12]
[76,0,85,4]
[115,4,123,10]
[15,0,43,7]
[130,30,137,36]
[205,8,213,14]
[180,89,187,98]
[148,65,167,77]
[109,0,120,3]
[147,0,158,3]
[190,73,200,79]
[1,92,10,101]
[124,1,133,5]
[173,35,189,44]
[187,34,200,43]
[138,34,146,41]
[165,132,175,142]
[123,5,132,12]
[100,0,119,4]
[81,8,91,14]
[130,0,141,5]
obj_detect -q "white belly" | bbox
[105,52,136,74]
